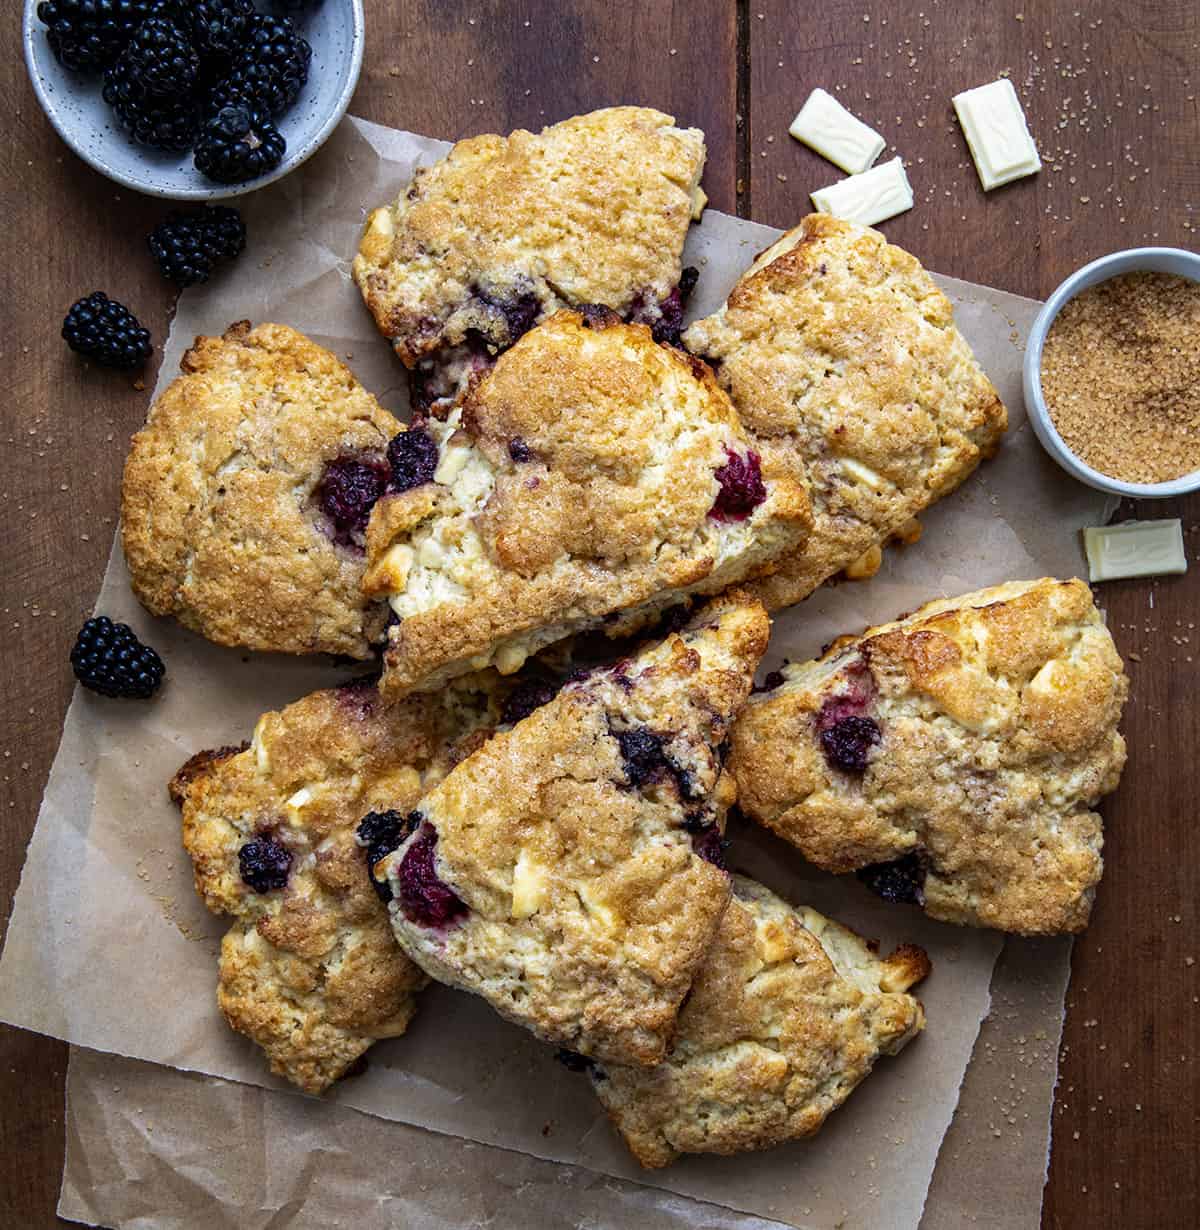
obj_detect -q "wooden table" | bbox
[2,2,1196,1225]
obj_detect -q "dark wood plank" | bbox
[749,3,1200,1227]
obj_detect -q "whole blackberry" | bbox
[209,13,312,117]
[103,57,199,151]
[70,616,165,698]
[148,206,246,286]
[238,837,292,893]
[37,0,164,72]
[186,0,255,60]
[194,104,286,183]
[122,15,199,99]
[386,428,439,492]
[62,292,152,368]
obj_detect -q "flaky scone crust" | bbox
[175,675,505,1093]
[353,107,706,365]
[121,322,399,657]
[683,214,1007,609]
[366,310,810,698]
[379,595,771,1067]
[730,578,1129,934]
[590,875,928,1167]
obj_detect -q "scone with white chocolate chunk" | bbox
[122,322,404,658]
[353,107,707,413]
[729,579,1128,934]
[363,309,811,699]
[581,875,929,1168]
[372,595,771,1067]
[683,213,1007,608]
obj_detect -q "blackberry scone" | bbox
[683,214,1007,609]
[353,106,707,413]
[372,594,770,1067]
[578,875,929,1167]
[730,578,1128,934]
[362,309,810,699]
[122,322,408,657]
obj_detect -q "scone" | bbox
[682,214,1007,608]
[579,875,929,1167]
[371,594,771,1067]
[172,673,509,1093]
[122,321,406,657]
[353,106,707,412]
[729,578,1129,933]
[362,309,811,699]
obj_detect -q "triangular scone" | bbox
[373,595,771,1067]
[682,214,1007,609]
[581,875,929,1168]
[362,309,810,699]
[729,578,1128,934]
[353,106,707,412]
[173,673,509,1093]
[122,322,402,657]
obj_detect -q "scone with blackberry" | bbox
[353,106,707,413]
[683,214,1007,608]
[363,309,810,699]
[578,876,928,1168]
[122,321,407,657]
[730,578,1128,934]
[371,595,770,1067]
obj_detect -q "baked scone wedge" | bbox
[730,578,1128,934]
[122,321,407,657]
[683,213,1007,608]
[353,106,707,413]
[172,673,509,1093]
[577,875,929,1168]
[363,309,811,699]
[371,594,771,1067]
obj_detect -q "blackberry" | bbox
[356,809,420,902]
[186,0,254,60]
[210,13,312,117]
[396,824,468,928]
[193,104,285,184]
[122,15,198,99]
[70,615,164,698]
[500,676,560,726]
[628,266,700,346]
[554,1049,606,1079]
[386,428,439,493]
[37,0,164,72]
[148,206,246,287]
[819,714,881,775]
[238,837,292,893]
[62,292,152,368]
[316,455,389,545]
[103,57,199,151]
[710,449,766,521]
[508,437,533,463]
[689,824,727,869]
[857,853,926,907]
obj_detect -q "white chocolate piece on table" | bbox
[952,78,1042,191]
[1084,520,1187,582]
[788,88,886,175]
[810,157,913,227]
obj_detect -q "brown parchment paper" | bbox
[0,114,1112,1228]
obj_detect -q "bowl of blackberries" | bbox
[23,0,364,198]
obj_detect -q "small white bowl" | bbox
[1023,246,1200,498]
[23,0,364,201]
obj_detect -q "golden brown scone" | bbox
[374,594,771,1067]
[174,673,509,1093]
[364,309,810,699]
[583,875,928,1168]
[682,214,1007,608]
[121,322,402,657]
[730,578,1129,934]
[353,106,707,412]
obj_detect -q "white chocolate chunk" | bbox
[810,157,913,227]
[511,848,550,918]
[952,78,1041,191]
[789,88,886,175]
[1084,520,1187,582]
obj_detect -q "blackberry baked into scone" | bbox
[371,594,771,1067]
[579,875,929,1167]
[352,106,707,413]
[172,673,507,1093]
[362,309,810,699]
[730,578,1128,934]
[122,321,408,657]
[683,214,1007,609]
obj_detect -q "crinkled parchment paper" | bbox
[1,115,1111,1229]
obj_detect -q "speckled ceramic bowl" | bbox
[23,0,364,200]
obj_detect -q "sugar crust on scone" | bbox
[588,875,929,1167]
[729,578,1128,934]
[121,321,400,658]
[682,214,1007,609]
[377,595,771,1067]
[363,310,810,699]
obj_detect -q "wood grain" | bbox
[0,0,1196,1225]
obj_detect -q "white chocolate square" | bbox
[809,157,913,227]
[788,88,886,175]
[1084,520,1187,582]
[952,78,1041,191]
